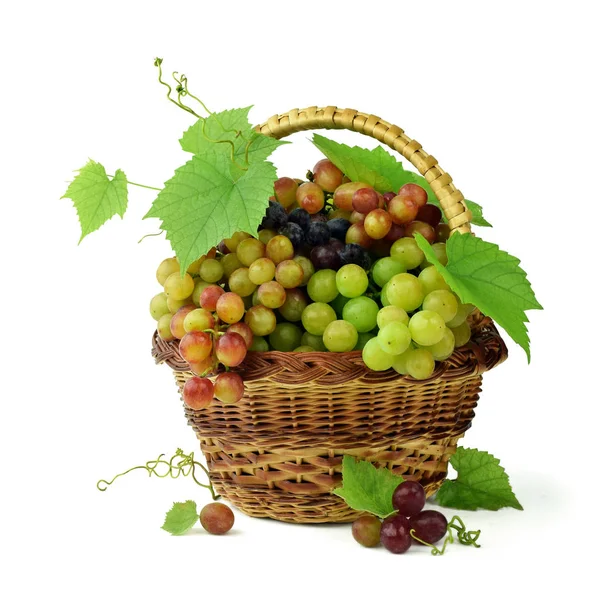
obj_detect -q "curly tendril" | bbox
[409,515,481,556]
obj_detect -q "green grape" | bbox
[336,264,369,298]
[221,253,243,279]
[377,321,412,355]
[224,231,251,253]
[237,238,266,267]
[362,337,397,371]
[266,235,294,264]
[156,257,180,286]
[167,295,193,313]
[248,257,276,285]
[390,237,424,269]
[244,305,277,336]
[380,283,391,306]
[248,335,270,352]
[377,306,409,329]
[386,273,424,312]
[343,297,379,333]
[418,266,450,295]
[372,257,406,288]
[279,288,308,322]
[301,332,327,351]
[451,322,472,347]
[294,255,315,286]
[420,243,448,268]
[392,343,415,375]
[258,228,277,245]
[269,322,303,352]
[186,257,204,276]
[446,303,474,328]
[331,293,350,317]
[150,293,170,320]
[164,272,195,300]
[354,332,375,351]
[229,267,257,297]
[405,348,436,379]
[422,290,458,323]
[301,302,337,335]
[258,281,286,308]
[251,290,260,306]
[157,313,175,341]
[409,310,446,346]
[307,269,339,303]
[183,308,215,332]
[192,280,210,306]
[276,260,304,289]
[294,345,315,352]
[199,259,224,283]
[425,327,455,360]
[323,320,358,352]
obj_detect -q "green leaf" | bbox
[145,152,277,272]
[161,500,199,535]
[436,447,523,511]
[333,455,404,518]
[464,199,492,228]
[61,160,128,243]
[415,232,542,361]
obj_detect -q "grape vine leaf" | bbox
[312,134,490,227]
[144,152,277,273]
[61,160,128,243]
[415,232,542,361]
[161,500,199,535]
[333,455,404,518]
[180,106,287,167]
[436,447,523,511]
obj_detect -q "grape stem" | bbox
[106,174,161,192]
[410,528,453,556]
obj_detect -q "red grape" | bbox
[392,481,426,517]
[385,223,405,242]
[333,182,370,211]
[404,220,436,243]
[296,182,325,214]
[388,195,419,225]
[169,304,197,339]
[214,372,245,404]
[216,292,245,325]
[214,332,247,367]
[313,159,344,192]
[274,177,298,208]
[416,204,442,227]
[182,376,214,410]
[364,208,392,240]
[382,191,396,204]
[398,183,427,208]
[179,331,213,364]
[380,514,412,554]
[200,285,225,312]
[200,502,235,535]
[409,510,448,544]
[226,322,254,349]
[436,223,451,242]
[349,210,366,224]
[188,354,217,377]
[352,515,381,547]
[352,187,379,213]
[345,223,374,249]
[275,259,304,289]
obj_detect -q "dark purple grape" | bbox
[217,240,230,255]
[352,515,381,548]
[416,204,442,227]
[327,217,351,240]
[311,213,328,224]
[339,244,371,270]
[380,515,412,554]
[306,222,330,247]
[288,208,311,231]
[409,510,447,544]
[328,238,344,253]
[310,244,341,270]
[392,481,426,517]
[383,191,396,204]
[261,201,288,229]
[279,222,305,250]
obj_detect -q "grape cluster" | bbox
[150,158,476,410]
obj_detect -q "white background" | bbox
[1,1,598,590]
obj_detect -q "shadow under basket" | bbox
[151,312,506,523]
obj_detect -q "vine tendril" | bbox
[410,515,481,556]
[138,230,164,244]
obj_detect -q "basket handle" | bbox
[256,106,472,234]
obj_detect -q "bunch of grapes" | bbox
[150,158,476,410]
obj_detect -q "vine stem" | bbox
[106,174,161,191]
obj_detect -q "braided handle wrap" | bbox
[256,106,472,234]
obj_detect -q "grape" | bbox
[150,293,170,320]
[385,223,405,242]
[336,264,368,298]
[294,345,315,352]
[257,281,287,308]
[293,255,315,285]
[288,207,311,231]
[346,223,374,249]
[225,323,253,350]
[248,257,276,285]
[405,348,436,379]
[170,304,197,339]
[364,208,392,240]
[380,515,412,554]
[215,332,247,367]
[200,285,226,311]
[157,313,175,341]
[280,222,305,250]
[446,303,474,328]
[330,293,350,317]
[422,290,458,323]
[279,288,308,322]
[167,295,193,313]
[306,222,330,247]
[404,220,436,243]
[266,235,295,264]
[390,237,424,269]
[392,343,414,375]
[409,310,446,346]
[388,195,418,225]
[164,272,195,300]
[269,322,303,352]
[216,292,245,324]
[182,376,215,410]
[418,266,450,295]
[352,187,379,213]
[308,269,339,303]
[354,332,375,350]
[416,203,442,227]
[339,244,371,270]
[333,181,370,211]
[313,159,344,192]
[311,214,328,227]
[420,243,448,268]
[436,223,451,242]
[301,302,337,335]
[323,320,358,352]
[184,308,216,333]
[261,201,288,229]
[186,256,205,275]
[248,335,269,352]
[392,481,426,517]
[362,337,396,371]
[376,306,408,329]
[349,210,366,224]
[274,177,299,208]
[352,515,381,548]
[224,231,252,253]
[371,239,391,258]
[310,244,341,271]
[301,332,327,351]
[343,296,379,333]
[327,218,351,240]
[237,238,266,267]
[221,253,243,279]
[372,257,406,288]
[377,321,412,355]
[329,238,345,254]
[451,322,472,347]
[228,267,257,297]
[192,280,210,307]
[296,182,325,214]
[258,228,277,245]
[328,209,352,221]
[275,260,304,289]
[425,327,455,360]
[409,510,448,544]
[398,183,427,208]
[199,502,235,535]
[156,257,180,285]
[179,331,213,364]
[383,191,396,204]
[245,305,277,336]
[380,284,391,307]
[387,273,424,312]
[214,372,245,404]
[189,354,217,377]
[217,241,230,255]
[198,259,223,283]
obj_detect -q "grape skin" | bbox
[380,514,412,554]
[199,502,235,535]
[352,515,381,548]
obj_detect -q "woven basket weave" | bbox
[151,107,508,523]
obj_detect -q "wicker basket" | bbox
[151,107,508,523]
